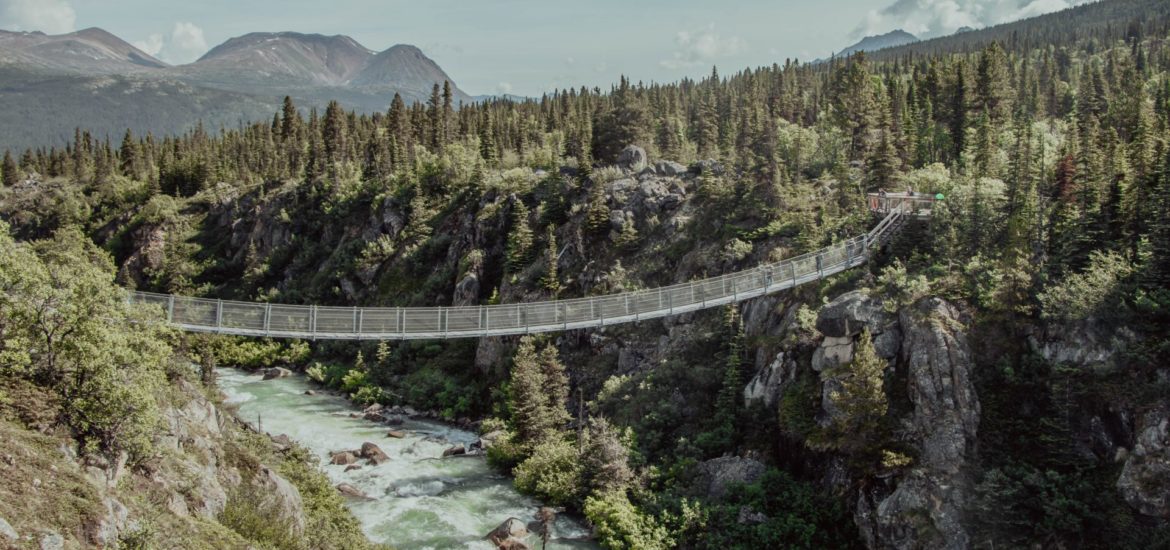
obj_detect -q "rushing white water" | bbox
[217,369,599,550]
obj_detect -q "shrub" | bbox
[513,438,583,506]
[584,490,674,550]
[1039,250,1134,321]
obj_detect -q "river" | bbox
[217,369,598,550]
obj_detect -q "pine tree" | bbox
[509,337,568,448]
[427,83,443,153]
[280,96,300,142]
[119,129,137,178]
[442,80,455,145]
[506,200,534,273]
[540,226,560,293]
[829,329,888,453]
[1,150,18,187]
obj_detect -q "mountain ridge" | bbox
[0,26,473,151]
[836,29,919,57]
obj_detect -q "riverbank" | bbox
[217,368,597,549]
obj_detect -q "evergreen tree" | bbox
[119,129,137,178]
[540,226,560,293]
[828,329,888,454]
[506,199,534,273]
[1,150,18,187]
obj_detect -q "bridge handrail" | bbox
[127,204,915,340]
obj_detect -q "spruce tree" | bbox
[1,150,18,187]
[506,200,534,273]
[829,329,888,453]
[119,129,137,178]
[540,226,560,293]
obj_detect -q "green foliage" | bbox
[816,330,889,458]
[584,490,674,550]
[507,337,571,450]
[679,469,862,549]
[209,337,310,371]
[505,200,534,273]
[219,488,303,549]
[875,260,932,312]
[0,221,172,463]
[514,438,583,506]
[1039,250,1135,321]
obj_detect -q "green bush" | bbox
[584,490,674,550]
[514,438,583,506]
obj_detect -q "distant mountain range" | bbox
[835,30,920,58]
[0,28,472,151]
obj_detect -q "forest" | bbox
[2,0,1170,547]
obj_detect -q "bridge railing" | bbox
[128,205,910,340]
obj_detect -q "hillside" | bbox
[0,27,167,74]
[836,29,918,57]
[0,28,472,151]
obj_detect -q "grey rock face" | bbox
[617,145,648,171]
[39,531,64,550]
[856,297,978,550]
[816,290,895,340]
[900,298,979,472]
[0,517,17,542]
[1117,408,1170,518]
[696,456,766,499]
[743,351,798,408]
[690,159,725,176]
[654,160,687,177]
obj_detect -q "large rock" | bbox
[855,297,979,550]
[360,442,391,465]
[0,516,17,542]
[330,451,358,465]
[616,145,648,171]
[816,290,896,341]
[486,517,529,546]
[696,456,766,499]
[39,531,64,550]
[262,367,292,380]
[901,298,979,472]
[336,483,370,499]
[258,466,306,535]
[1117,408,1170,518]
[743,351,798,408]
[654,160,687,177]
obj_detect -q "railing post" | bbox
[166,295,175,323]
[356,307,363,337]
[397,308,404,336]
[816,254,824,279]
[441,308,447,338]
[310,305,317,340]
[215,299,223,331]
[264,303,271,336]
[667,289,673,314]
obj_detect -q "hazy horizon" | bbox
[1,0,1097,97]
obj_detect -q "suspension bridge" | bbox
[127,193,935,340]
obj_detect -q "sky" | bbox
[0,0,1096,97]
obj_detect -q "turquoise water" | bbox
[217,369,598,550]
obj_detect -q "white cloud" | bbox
[135,21,208,64]
[168,22,207,62]
[133,33,164,56]
[855,0,1096,40]
[660,24,748,69]
[0,0,76,34]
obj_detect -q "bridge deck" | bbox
[128,195,933,340]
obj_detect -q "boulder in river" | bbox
[386,430,407,439]
[344,464,362,472]
[442,445,467,458]
[360,442,391,465]
[486,517,529,547]
[262,367,292,380]
[336,483,370,499]
[330,451,358,466]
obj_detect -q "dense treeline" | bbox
[3,1,1170,548]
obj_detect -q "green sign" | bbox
[935,193,945,200]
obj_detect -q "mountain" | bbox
[0,28,472,151]
[184,32,373,86]
[836,30,919,57]
[0,27,167,74]
[349,44,468,100]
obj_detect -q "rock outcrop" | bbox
[696,456,766,499]
[486,517,529,548]
[617,145,647,171]
[854,297,979,550]
[1117,407,1170,518]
